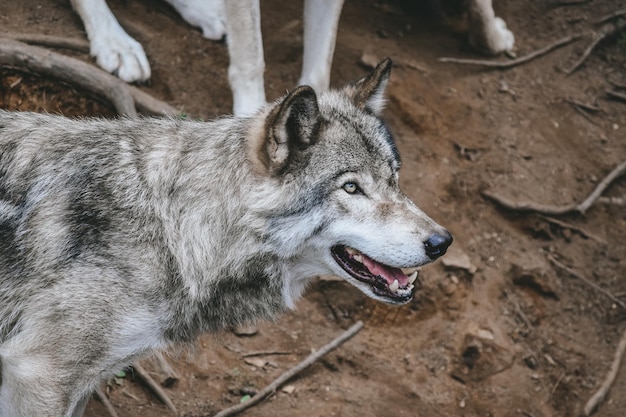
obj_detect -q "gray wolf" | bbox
[0,59,451,417]
[70,0,512,116]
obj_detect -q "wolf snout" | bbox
[423,231,453,260]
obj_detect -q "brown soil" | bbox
[1,1,625,416]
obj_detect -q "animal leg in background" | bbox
[224,0,266,117]
[71,0,226,83]
[225,0,345,116]
[467,0,514,55]
[298,0,345,93]
[70,0,151,82]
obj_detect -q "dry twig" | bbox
[537,215,606,243]
[152,353,180,388]
[438,35,582,68]
[0,38,179,116]
[565,20,626,75]
[606,89,626,103]
[482,159,626,215]
[594,9,626,25]
[241,350,293,358]
[566,98,602,113]
[550,371,567,399]
[0,32,89,52]
[582,328,626,416]
[133,363,178,415]
[555,0,590,5]
[213,321,364,417]
[95,386,120,417]
[597,196,625,206]
[547,254,625,309]
[608,79,626,90]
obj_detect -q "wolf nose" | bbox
[424,231,453,260]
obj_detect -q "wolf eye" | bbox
[342,182,360,194]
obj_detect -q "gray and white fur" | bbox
[0,60,451,417]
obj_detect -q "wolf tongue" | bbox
[361,254,408,287]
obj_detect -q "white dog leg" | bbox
[165,0,227,40]
[225,0,266,116]
[299,0,345,93]
[70,0,151,82]
[467,0,515,55]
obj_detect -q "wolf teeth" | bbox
[346,247,363,264]
[407,271,418,284]
[389,279,399,293]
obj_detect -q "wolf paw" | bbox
[489,17,515,53]
[167,0,227,40]
[471,16,515,55]
[90,31,151,82]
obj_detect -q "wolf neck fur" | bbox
[137,118,294,339]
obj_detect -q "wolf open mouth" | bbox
[331,245,420,304]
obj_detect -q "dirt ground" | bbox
[1,0,626,416]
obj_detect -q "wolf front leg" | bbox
[0,353,91,417]
[299,0,345,93]
[165,0,227,40]
[70,0,151,82]
[225,0,266,116]
[467,0,515,55]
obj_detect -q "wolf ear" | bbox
[264,85,320,174]
[344,58,392,115]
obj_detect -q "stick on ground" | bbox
[537,215,605,243]
[565,20,626,75]
[213,321,365,417]
[582,328,626,416]
[133,362,178,415]
[547,255,625,309]
[438,35,582,68]
[597,196,625,206]
[153,352,180,388]
[566,98,602,113]
[482,159,626,216]
[594,9,626,25]
[95,386,120,417]
[606,89,626,103]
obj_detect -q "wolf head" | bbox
[248,59,452,306]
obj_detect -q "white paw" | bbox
[167,0,227,40]
[490,17,515,53]
[90,32,151,82]
[469,15,515,55]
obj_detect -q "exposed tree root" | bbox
[606,89,626,103]
[95,386,120,417]
[482,159,626,216]
[0,32,89,52]
[134,362,178,415]
[0,38,179,116]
